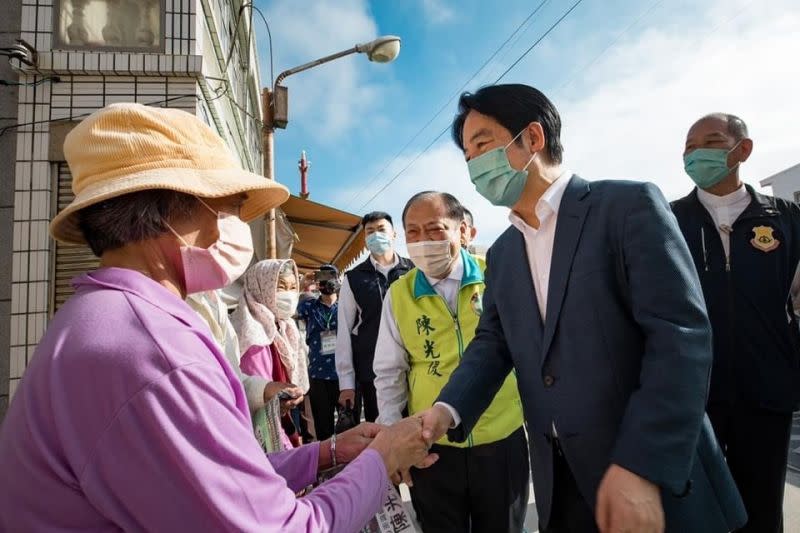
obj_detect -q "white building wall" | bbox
[761,164,800,202]
[6,0,263,399]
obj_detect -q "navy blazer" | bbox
[437,176,746,532]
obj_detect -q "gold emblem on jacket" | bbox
[750,225,780,252]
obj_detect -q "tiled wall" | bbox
[6,0,264,400]
[10,75,53,400]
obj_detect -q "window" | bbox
[55,0,164,52]
[793,191,800,204]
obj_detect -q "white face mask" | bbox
[275,290,299,319]
[407,239,455,278]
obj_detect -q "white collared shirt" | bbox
[373,254,465,424]
[335,253,401,390]
[437,170,571,431]
[508,170,572,320]
[424,255,464,313]
[370,253,400,278]
[696,184,751,259]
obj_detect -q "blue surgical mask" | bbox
[467,128,537,207]
[366,232,392,255]
[683,141,742,189]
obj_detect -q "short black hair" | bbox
[362,211,393,228]
[78,189,198,257]
[319,263,339,276]
[452,83,563,164]
[402,191,465,227]
[463,207,474,227]
[699,113,749,141]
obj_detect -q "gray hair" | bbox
[699,113,749,141]
[402,191,465,228]
[78,189,199,257]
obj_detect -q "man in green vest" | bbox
[373,191,528,533]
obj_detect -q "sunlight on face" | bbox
[403,197,467,264]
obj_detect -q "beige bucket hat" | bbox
[50,103,289,244]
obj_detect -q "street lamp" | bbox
[269,35,401,129]
[262,35,401,258]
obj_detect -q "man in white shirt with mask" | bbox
[336,212,414,422]
[373,191,527,533]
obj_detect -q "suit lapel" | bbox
[541,175,591,364]
[504,228,544,351]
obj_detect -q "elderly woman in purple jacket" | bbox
[0,104,435,532]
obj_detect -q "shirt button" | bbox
[543,375,555,388]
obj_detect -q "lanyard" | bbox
[314,304,336,331]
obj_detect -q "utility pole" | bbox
[260,36,400,259]
[261,87,277,259]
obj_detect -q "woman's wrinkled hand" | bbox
[368,417,439,485]
[263,382,304,414]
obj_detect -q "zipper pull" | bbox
[701,227,709,272]
[725,258,731,272]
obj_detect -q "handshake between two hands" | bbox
[331,406,665,532]
[327,404,454,486]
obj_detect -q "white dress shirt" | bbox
[508,171,572,320]
[373,255,464,424]
[335,254,400,391]
[696,184,751,260]
[438,170,572,430]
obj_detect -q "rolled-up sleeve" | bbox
[80,362,387,532]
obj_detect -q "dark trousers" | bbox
[309,378,339,441]
[707,403,792,533]
[355,380,379,423]
[409,427,529,533]
[541,439,598,533]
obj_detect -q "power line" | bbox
[346,0,551,210]
[493,0,585,83]
[212,3,274,132]
[0,93,203,137]
[241,2,275,87]
[357,123,450,210]
[0,76,60,87]
[480,2,550,86]
[555,0,665,94]
[359,0,585,210]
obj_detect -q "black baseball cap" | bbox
[316,264,339,279]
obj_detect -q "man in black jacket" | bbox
[672,112,800,533]
[335,212,414,422]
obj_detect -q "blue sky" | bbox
[254,0,800,249]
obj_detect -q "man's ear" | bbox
[525,122,546,155]
[459,220,469,244]
[739,138,753,162]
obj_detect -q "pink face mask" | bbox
[167,198,254,294]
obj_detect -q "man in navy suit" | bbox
[416,84,746,533]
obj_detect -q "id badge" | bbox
[320,331,336,355]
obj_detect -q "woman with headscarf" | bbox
[232,259,309,449]
[0,103,436,532]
